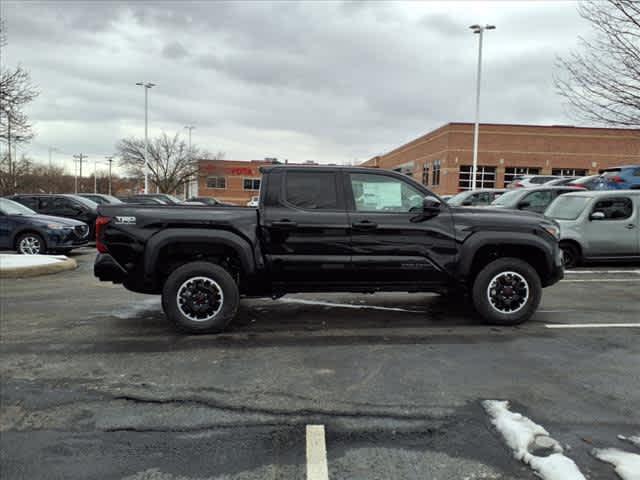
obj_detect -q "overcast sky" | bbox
[3,0,590,174]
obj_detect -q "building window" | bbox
[422,163,430,186]
[432,160,441,186]
[552,168,587,177]
[206,176,226,189]
[504,167,540,187]
[458,165,496,190]
[243,178,261,190]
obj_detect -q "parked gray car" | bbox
[447,188,506,207]
[544,190,640,267]
[490,186,580,214]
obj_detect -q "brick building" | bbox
[196,159,318,205]
[361,123,640,195]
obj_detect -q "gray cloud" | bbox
[162,41,189,60]
[3,0,589,170]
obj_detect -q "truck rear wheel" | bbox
[162,261,239,333]
[471,257,541,326]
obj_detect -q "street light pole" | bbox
[184,125,195,199]
[136,82,156,194]
[469,24,495,191]
[105,155,115,195]
[48,146,58,193]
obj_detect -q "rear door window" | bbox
[592,197,633,220]
[18,196,38,210]
[284,171,339,210]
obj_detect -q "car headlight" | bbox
[46,223,70,229]
[542,225,560,240]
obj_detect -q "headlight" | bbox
[542,225,560,240]
[46,223,70,229]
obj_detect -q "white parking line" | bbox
[306,425,329,480]
[546,323,640,329]
[560,279,640,283]
[565,270,640,275]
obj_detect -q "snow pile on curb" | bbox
[618,434,640,449]
[482,400,586,480]
[0,254,67,269]
[592,448,640,480]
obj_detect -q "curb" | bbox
[0,257,78,279]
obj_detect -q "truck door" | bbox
[260,169,351,284]
[345,171,456,285]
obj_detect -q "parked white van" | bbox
[544,190,640,268]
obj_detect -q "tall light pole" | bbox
[136,82,156,194]
[48,146,58,193]
[184,125,195,199]
[469,24,495,190]
[105,155,115,195]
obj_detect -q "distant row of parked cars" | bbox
[443,166,640,267]
[0,192,260,255]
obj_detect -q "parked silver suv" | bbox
[544,190,640,267]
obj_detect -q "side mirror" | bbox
[590,211,606,221]
[517,201,530,210]
[423,196,442,212]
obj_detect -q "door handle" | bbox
[271,219,297,229]
[352,220,378,230]
[626,224,635,229]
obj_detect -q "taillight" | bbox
[573,185,587,189]
[95,216,111,253]
[514,181,524,188]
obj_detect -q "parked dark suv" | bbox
[0,198,89,254]
[11,194,99,239]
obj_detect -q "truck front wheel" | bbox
[471,257,541,326]
[162,261,239,333]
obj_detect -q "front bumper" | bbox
[544,246,565,287]
[94,253,127,283]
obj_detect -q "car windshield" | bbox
[159,194,182,203]
[446,191,472,206]
[71,196,99,208]
[491,189,523,206]
[545,196,590,220]
[0,198,36,215]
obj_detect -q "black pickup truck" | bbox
[95,165,563,333]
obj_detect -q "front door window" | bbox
[350,173,423,213]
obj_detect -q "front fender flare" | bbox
[457,231,555,280]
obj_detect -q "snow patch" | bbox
[102,298,161,319]
[618,435,640,449]
[278,298,425,313]
[0,253,67,269]
[592,448,640,480]
[482,400,586,480]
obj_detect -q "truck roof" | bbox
[260,164,385,174]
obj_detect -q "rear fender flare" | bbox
[144,229,256,282]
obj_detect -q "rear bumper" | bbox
[94,253,127,284]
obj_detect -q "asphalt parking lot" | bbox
[1,247,639,479]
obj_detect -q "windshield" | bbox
[491,189,523,206]
[545,196,590,220]
[71,196,99,209]
[0,198,36,215]
[159,194,182,203]
[446,191,472,206]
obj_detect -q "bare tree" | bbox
[555,0,640,127]
[117,132,219,194]
[0,19,40,193]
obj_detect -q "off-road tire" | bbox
[162,261,239,333]
[472,257,542,326]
